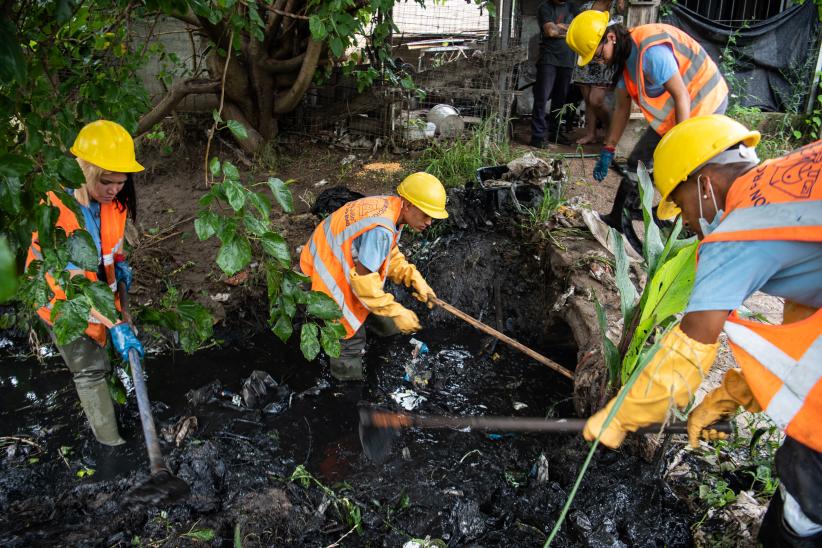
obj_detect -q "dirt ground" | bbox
[0,119,778,546]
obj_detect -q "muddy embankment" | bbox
[0,187,694,546]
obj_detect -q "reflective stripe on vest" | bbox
[301,196,403,338]
[711,201,822,237]
[25,191,126,346]
[696,144,822,449]
[624,25,727,135]
[724,322,822,431]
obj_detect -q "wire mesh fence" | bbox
[280,0,525,148]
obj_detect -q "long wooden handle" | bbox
[363,408,734,435]
[430,296,574,379]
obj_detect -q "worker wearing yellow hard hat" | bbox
[583,115,822,545]
[300,172,447,381]
[565,10,729,234]
[26,120,144,447]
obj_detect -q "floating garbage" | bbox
[391,389,427,411]
[404,338,432,387]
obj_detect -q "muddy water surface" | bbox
[1,322,690,546]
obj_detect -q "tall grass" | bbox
[418,117,511,188]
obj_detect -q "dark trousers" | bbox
[531,63,573,140]
[757,436,822,546]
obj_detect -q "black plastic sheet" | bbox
[664,2,820,112]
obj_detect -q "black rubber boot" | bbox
[759,491,822,548]
[600,176,635,229]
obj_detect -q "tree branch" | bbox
[136,79,221,136]
[273,38,322,114]
[241,0,309,20]
[261,53,305,74]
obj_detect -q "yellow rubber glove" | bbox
[687,368,761,448]
[386,245,436,308]
[350,269,421,334]
[583,324,719,448]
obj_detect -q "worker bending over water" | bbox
[584,115,821,546]
[300,173,448,381]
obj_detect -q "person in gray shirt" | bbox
[531,0,577,147]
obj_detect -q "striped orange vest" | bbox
[26,190,126,346]
[300,196,403,338]
[700,141,822,451]
[623,24,728,135]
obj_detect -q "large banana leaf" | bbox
[621,241,698,382]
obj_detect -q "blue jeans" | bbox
[531,63,573,140]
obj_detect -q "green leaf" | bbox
[279,294,296,318]
[319,324,342,358]
[300,322,321,361]
[306,291,342,320]
[0,236,18,302]
[181,529,215,542]
[266,177,293,213]
[639,242,697,326]
[225,179,246,211]
[271,313,293,342]
[324,320,347,339]
[0,16,26,84]
[226,119,248,140]
[56,157,85,188]
[637,163,664,274]
[52,296,91,345]
[216,235,252,276]
[0,176,22,214]
[243,210,269,236]
[36,203,59,245]
[209,157,221,177]
[266,264,283,301]
[212,109,223,124]
[309,15,327,40]
[108,374,127,405]
[595,299,620,385]
[610,227,639,324]
[247,191,271,219]
[0,153,34,177]
[67,230,99,270]
[84,281,118,324]
[329,37,344,58]
[261,232,290,266]
[195,211,220,240]
[222,161,240,181]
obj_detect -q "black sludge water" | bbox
[0,230,692,546]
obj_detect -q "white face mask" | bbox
[697,175,724,236]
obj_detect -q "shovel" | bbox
[119,283,190,504]
[430,296,574,379]
[358,407,733,463]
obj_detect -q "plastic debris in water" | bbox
[404,338,432,387]
[513,401,528,411]
[391,389,427,410]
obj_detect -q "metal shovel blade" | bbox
[124,469,191,505]
[359,418,399,464]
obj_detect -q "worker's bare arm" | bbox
[680,309,729,345]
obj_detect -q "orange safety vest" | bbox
[699,140,822,451]
[623,24,728,136]
[299,196,403,339]
[26,190,126,346]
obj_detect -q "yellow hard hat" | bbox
[566,10,610,67]
[397,172,448,219]
[653,115,760,220]
[70,120,144,173]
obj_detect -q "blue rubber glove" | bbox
[593,147,615,181]
[109,322,144,362]
[115,260,133,292]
